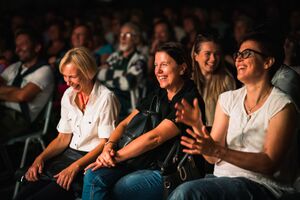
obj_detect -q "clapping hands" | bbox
[175,98,218,157]
[175,98,204,131]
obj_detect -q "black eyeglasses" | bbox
[233,49,267,60]
[120,32,136,38]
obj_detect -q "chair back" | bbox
[6,99,53,145]
[41,100,53,136]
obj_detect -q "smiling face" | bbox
[235,40,269,84]
[194,41,221,76]
[15,34,39,63]
[61,62,88,93]
[154,23,169,43]
[119,25,137,52]
[154,51,185,92]
[71,26,91,48]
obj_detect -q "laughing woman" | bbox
[191,33,236,126]
[15,47,120,200]
[82,42,205,200]
[169,32,299,200]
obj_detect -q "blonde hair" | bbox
[59,47,97,80]
[192,34,236,125]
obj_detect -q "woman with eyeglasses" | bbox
[191,33,236,126]
[168,31,299,200]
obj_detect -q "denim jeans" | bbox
[82,166,163,200]
[167,175,276,200]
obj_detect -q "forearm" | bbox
[0,82,40,102]
[209,145,276,174]
[71,139,106,170]
[115,133,160,163]
[0,86,20,101]
[37,134,71,162]
[107,123,126,144]
[116,120,179,163]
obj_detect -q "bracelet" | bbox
[104,140,116,146]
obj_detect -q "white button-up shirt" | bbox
[57,80,120,152]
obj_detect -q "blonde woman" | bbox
[192,33,236,126]
[15,47,120,200]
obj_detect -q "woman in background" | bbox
[191,33,236,126]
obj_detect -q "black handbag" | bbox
[161,141,204,199]
[118,95,161,169]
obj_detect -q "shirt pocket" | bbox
[67,110,78,132]
[81,115,99,136]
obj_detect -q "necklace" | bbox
[78,92,89,111]
[245,87,272,114]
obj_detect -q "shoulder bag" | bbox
[160,141,205,199]
[117,95,161,169]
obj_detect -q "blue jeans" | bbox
[168,175,276,200]
[82,166,163,200]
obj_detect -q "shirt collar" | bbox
[70,79,100,106]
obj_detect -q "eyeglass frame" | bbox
[233,48,268,60]
[119,32,136,39]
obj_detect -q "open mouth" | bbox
[157,76,167,81]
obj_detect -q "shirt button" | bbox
[88,121,91,124]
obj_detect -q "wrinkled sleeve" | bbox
[218,90,234,116]
[56,91,72,134]
[97,92,120,138]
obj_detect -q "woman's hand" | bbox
[181,126,219,157]
[53,163,80,191]
[97,146,116,167]
[84,147,116,172]
[175,98,204,131]
[25,157,44,182]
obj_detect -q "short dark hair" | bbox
[14,27,42,46]
[238,31,284,78]
[156,42,191,79]
[153,19,176,42]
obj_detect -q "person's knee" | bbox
[113,172,138,197]
[83,169,95,186]
[113,170,163,200]
[83,169,112,189]
[168,181,203,200]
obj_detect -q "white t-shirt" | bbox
[214,86,298,197]
[1,61,54,122]
[57,80,120,152]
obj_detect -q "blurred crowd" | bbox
[0,0,300,113]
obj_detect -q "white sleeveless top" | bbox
[214,86,298,197]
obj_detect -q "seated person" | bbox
[0,27,54,142]
[15,47,120,200]
[272,64,300,110]
[82,42,205,200]
[191,33,236,126]
[97,22,147,120]
[169,31,299,200]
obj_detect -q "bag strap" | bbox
[11,61,47,122]
[149,95,160,112]
[162,141,179,168]
[177,153,189,170]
